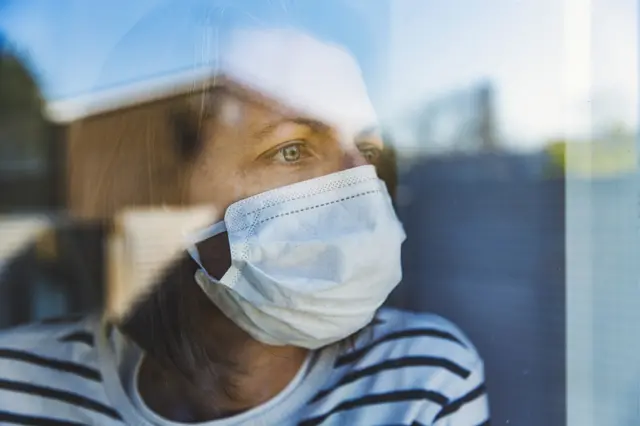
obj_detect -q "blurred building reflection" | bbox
[396,81,500,155]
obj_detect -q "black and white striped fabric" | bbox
[0,308,489,425]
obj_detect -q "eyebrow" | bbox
[254,117,332,139]
[356,126,382,141]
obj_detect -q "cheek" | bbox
[242,160,342,195]
[187,145,348,214]
[237,144,352,197]
[232,167,292,198]
[186,159,241,219]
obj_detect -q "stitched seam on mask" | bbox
[233,203,265,283]
[255,190,380,225]
[233,175,380,221]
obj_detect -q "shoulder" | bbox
[339,308,486,406]
[320,308,489,423]
[367,308,489,421]
[0,314,97,351]
[0,315,124,423]
[346,307,483,371]
[0,314,102,387]
[305,309,488,424]
[375,307,479,350]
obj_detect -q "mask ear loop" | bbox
[184,220,227,271]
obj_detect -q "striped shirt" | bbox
[0,308,489,425]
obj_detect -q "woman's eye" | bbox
[359,146,382,164]
[271,142,309,164]
[281,145,301,162]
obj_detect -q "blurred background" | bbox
[0,1,638,425]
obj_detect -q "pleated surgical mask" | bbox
[186,165,406,349]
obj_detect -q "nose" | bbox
[341,147,368,170]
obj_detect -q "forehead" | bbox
[218,28,378,135]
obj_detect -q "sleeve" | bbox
[416,359,491,426]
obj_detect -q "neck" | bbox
[137,332,308,422]
[123,256,308,422]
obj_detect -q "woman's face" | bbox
[117,30,389,385]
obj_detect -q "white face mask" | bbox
[186,165,406,349]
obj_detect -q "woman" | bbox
[0,4,489,425]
